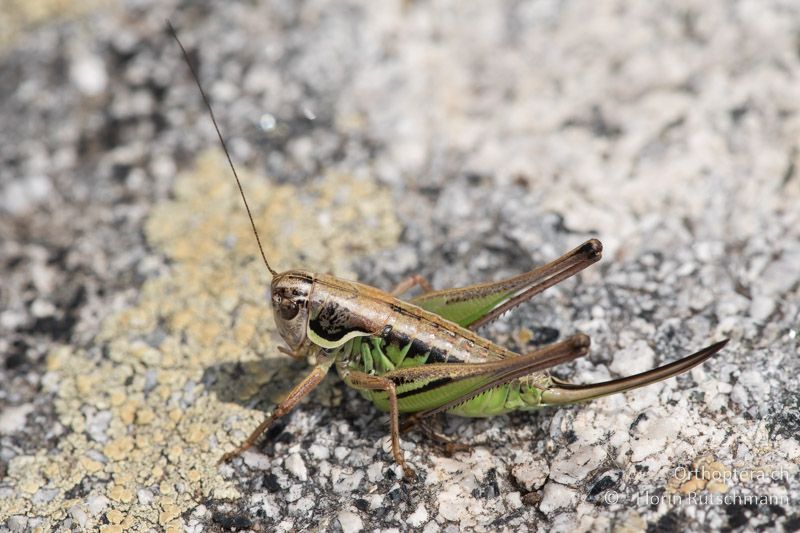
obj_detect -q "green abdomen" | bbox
[340,336,549,417]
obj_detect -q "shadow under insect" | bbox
[202,357,311,449]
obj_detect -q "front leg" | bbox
[219,364,329,464]
[343,370,416,480]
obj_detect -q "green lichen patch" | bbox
[1,151,400,531]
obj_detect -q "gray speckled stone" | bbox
[2,1,800,532]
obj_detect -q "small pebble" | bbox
[1,176,52,215]
[284,453,308,481]
[86,494,110,516]
[337,510,363,533]
[6,516,28,533]
[0,404,34,434]
[538,482,578,514]
[407,503,428,527]
[68,505,88,529]
[549,446,606,485]
[137,489,154,505]
[70,51,108,95]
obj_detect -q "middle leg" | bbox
[344,370,416,480]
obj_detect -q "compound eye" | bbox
[278,300,299,320]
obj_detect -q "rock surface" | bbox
[1,1,799,531]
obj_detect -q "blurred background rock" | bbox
[1,1,799,531]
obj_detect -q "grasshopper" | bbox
[168,23,728,480]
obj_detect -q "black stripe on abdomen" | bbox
[396,376,454,399]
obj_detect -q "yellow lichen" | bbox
[668,455,735,495]
[135,408,156,425]
[1,150,401,530]
[706,480,729,493]
[158,502,181,525]
[165,522,183,533]
[0,0,111,51]
[103,437,134,461]
[108,485,134,503]
[19,477,43,496]
[678,476,707,494]
[106,509,125,524]
[80,456,104,474]
[109,391,127,407]
[512,327,534,347]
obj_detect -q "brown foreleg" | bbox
[219,365,329,464]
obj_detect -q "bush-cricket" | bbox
[167,22,728,480]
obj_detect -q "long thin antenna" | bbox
[166,20,277,277]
